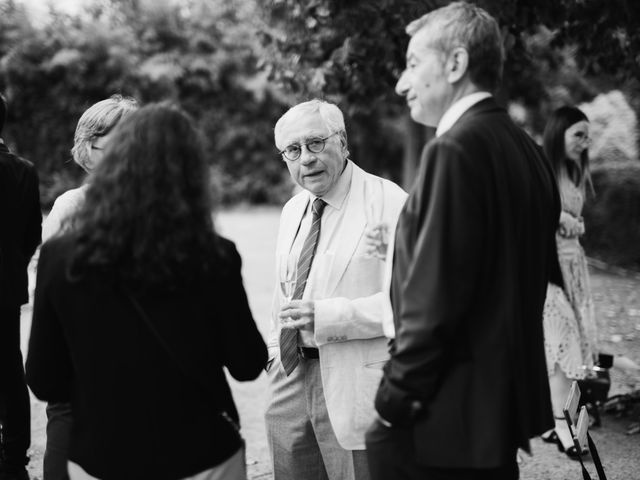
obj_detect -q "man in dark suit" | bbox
[366,2,560,479]
[0,92,42,480]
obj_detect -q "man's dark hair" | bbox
[0,92,7,135]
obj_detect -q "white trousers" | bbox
[264,354,370,480]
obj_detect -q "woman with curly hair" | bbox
[41,94,138,480]
[27,103,267,480]
[541,106,598,459]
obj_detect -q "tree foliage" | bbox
[0,0,291,207]
[261,0,432,116]
[583,162,640,269]
[259,0,640,145]
[1,0,639,221]
[258,0,640,268]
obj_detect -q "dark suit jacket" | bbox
[26,234,267,480]
[375,98,559,468]
[0,142,41,308]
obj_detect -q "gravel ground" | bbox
[20,207,640,479]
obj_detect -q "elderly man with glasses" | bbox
[264,99,406,480]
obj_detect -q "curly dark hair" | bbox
[70,102,221,291]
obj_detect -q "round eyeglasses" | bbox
[279,132,339,161]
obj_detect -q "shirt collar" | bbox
[309,159,352,211]
[436,92,492,137]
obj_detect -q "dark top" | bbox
[375,98,561,468]
[0,142,41,307]
[26,234,267,480]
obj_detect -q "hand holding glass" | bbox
[279,254,297,327]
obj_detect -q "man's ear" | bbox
[338,131,350,159]
[446,47,469,84]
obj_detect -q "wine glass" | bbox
[279,254,297,303]
[364,179,384,227]
[363,180,386,258]
[279,254,297,328]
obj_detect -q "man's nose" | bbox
[395,71,409,96]
[299,147,316,165]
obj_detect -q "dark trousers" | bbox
[365,420,518,480]
[44,403,72,480]
[0,306,30,467]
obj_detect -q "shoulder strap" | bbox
[124,290,240,435]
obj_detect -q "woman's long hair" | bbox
[70,102,221,291]
[542,106,592,193]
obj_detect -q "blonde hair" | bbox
[72,94,138,171]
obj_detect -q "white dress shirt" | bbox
[288,160,353,346]
[436,91,492,137]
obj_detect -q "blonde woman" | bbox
[42,95,138,241]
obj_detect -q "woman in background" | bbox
[41,94,138,480]
[42,95,138,241]
[27,103,266,479]
[541,106,598,458]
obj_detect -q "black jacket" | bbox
[27,234,267,480]
[0,142,41,307]
[375,98,560,467]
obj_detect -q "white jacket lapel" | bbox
[279,193,310,256]
[323,164,367,297]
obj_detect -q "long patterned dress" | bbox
[543,175,598,379]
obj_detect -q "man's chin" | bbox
[409,108,432,127]
[303,180,329,197]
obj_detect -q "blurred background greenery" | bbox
[1,0,639,268]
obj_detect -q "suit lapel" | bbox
[323,164,366,297]
[279,193,310,256]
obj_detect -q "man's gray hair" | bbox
[72,94,138,171]
[274,99,347,150]
[407,1,504,92]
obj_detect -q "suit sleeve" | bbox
[218,243,268,381]
[314,292,387,344]
[374,139,485,426]
[314,184,408,345]
[26,242,73,402]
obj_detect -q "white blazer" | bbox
[268,163,407,449]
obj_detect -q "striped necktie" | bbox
[279,198,326,375]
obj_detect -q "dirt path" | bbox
[21,207,640,479]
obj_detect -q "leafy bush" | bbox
[583,162,640,270]
[0,0,293,209]
[579,91,639,169]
